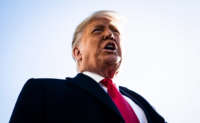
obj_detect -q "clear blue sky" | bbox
[1,0,200,122]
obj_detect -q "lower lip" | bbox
[103,49,117,53]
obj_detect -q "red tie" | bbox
[101,78,139,123]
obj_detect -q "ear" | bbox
[73,46,82,63]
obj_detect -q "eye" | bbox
[110,26,120,35]
[113,29,120,34]
[92,28,103,33]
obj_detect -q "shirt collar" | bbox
[82,71,104,83]
[82,71,118,84]
[82,71,120,91]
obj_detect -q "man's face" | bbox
[76,17,122,76]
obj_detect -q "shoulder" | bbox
[25,78,69,85]
[26,78,67,83]
[18,77,75,102]
[22,78,72,92]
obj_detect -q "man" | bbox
[10,10,166,123]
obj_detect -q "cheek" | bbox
[118,48,122,57]
[91,41,101,52]
[117,41,122,54]
[82,45,98,59]
[81,38,102,57]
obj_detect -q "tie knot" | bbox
[100,78,113,87]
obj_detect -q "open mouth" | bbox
[104,42,117,51]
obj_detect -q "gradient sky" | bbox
[1,0,200,122]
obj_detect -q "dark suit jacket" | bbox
[10,73,166,123]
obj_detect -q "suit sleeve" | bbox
[9,79,45,123]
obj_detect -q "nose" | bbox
[103,28,115,41]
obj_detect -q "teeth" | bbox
[105,44,115,50]
[107,44,114,48]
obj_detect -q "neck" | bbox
[98,67,117,78]
[79,65,119,79]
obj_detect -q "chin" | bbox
[104,55,121,65]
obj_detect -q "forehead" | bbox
[86,17,121,31]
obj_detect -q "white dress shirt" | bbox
[83,71,148,123]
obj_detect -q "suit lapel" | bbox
[67,73,124,121]
[119,86,152,123]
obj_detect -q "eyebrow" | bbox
[93,25,105,29]
[92,24,120,34]
[109,25,120,34]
